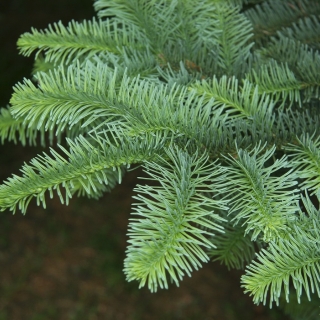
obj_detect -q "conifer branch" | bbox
[124,146,228,291]
[208,218,256,270]
[246,60,302,107]
[245,0,320,46]
[17,18,138,64]
[10,61,123,136]
[284,134,320,195]
[220,144,299,242]
[211,3,253,76]
[0,130,171,213]
[281,14,320,51]
[259,36,320,101]
[191,76,273,124]
[0,107,41,145]
[1,0,320,314]
[242,196,320,307]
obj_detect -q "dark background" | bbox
[0,1,290,319]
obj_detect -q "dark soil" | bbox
[0,1,292,319]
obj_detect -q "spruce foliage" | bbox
[1,0,320,317]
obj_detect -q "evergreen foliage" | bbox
[1,0,320,317]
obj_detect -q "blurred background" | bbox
[0,1,291,319]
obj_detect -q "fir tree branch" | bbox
[281,15,320,51]
[284,133,320,195]
[17,18,138,65]
[2,0,320,313]
[0,130,171,214]
[210,3,253,76]
[10,61,125,137]
[191,76,274,125]
[94,0,179,51]
[244,0,320,46]
[259,36,320,101]
[242,195,320,307]
[208,218,256,269]
[220,143,299,242]
[246,60,302,107]
[124,146,228,291]
[0,106,43,145]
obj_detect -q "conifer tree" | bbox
[0,0,320,318]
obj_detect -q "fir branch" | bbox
[209,3,253,76]
[244,0,320,46]
[10,61,189,140]
[124,146,228,292]
[0,106,43,145]
[17,18,137,65]
[208,218,256,270]
[0,130,171,214]
[220,144,299,242]
[281,15,320,51]
[2,0,320,313]
[94,0,179,51]
[242,235,320,307]
[246,60,302,107]
[10,59,227,154]
[32,55,56,75]
[284,133,320,195]
[242,195,320,307]
[259,36,320,101]
[191,76,274,125]
[10,61,124,136]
